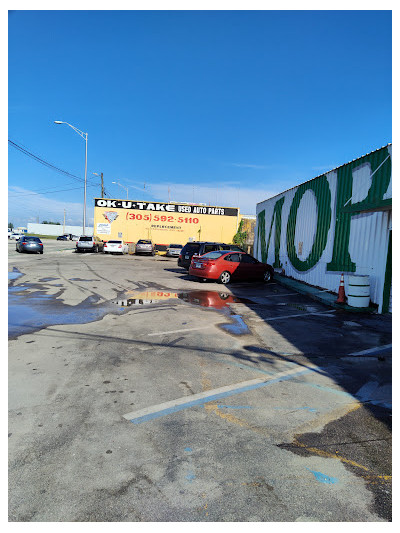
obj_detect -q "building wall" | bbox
[254,145,392,313]
[93,199,240,245]
[27,223,93,236]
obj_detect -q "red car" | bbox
[189,250,274,284]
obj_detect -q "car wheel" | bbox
[263,269,273,283]
[219,292,229,300]
[219,271,231,284]
[40,251,43,254]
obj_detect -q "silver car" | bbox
[166,244,183,257]
[135,239,155,256]
[76,235,104,253]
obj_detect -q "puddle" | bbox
[219,314,250,335]
[8,268,23,281]
[8,282,126,338]
[115,289,254,335]
[69,278,100,282]
[38,277,60,282]
[178,290,256,310]
[116,290,256,310]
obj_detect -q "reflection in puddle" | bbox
[117,290,256,310]
[115,289,254,335]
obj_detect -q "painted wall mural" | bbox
[255,145,392,312]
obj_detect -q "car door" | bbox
[239,254,263,280]
[221,253,242,278]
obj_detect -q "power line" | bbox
[8,139,100,185]
[8,183,99,198]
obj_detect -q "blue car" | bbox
[57,235,68,240]
[16,236,44,254]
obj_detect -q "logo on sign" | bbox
[103,211,119,223]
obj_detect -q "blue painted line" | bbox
[216,405,253,409]
[274,406,317,413]
[302,383,354,399]
[129,368,311,424]
[211,358,276,376]
[307,468,339,484]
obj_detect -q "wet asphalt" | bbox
[8,240,392,521]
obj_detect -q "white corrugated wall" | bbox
[254,145,392,312]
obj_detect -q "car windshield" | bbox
[108,240,122,244]
[202,251,228,259]
[79,236,93,241]
[169,244,182,248]
[221,244,243,251]
[137,240,151,244]
[182,243,200,253]
[25,237,41,242]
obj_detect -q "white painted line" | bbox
[147,325,211,337]
[348,344,392,356]
[253,310,335,322]
[122,364,316,423]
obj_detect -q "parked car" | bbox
[103,240,129,254]
[135,239,155,256]
[8,228,12,239]
[57,235,68,241]
[178,241,245,270]
[76,235,104,253]
[11,232,22,240]
[16,235,43,254]
[189,250,274,284]
[166,244,183,257]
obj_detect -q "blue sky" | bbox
[8,9,392,228]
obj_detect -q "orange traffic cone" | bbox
[336,273,346,304]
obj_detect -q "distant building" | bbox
[27,223,93,237]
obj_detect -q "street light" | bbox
[54,121,88,235]
[112,180,129,199]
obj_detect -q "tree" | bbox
[232,219,248,249]
[8,222,14,230]
[42,221,61,225]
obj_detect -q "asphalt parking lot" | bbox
[8,240,392,521]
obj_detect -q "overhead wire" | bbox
[8,139,101,186]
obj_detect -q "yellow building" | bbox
[93,198,240,245]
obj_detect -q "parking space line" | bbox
[122,365,315,424]
[146,325,212,336]
[253,310,335,322]
[348,344,392,356]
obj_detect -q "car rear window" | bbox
[25,237,41,242]
[169,244,182,248]
[137,240,151,244]
[182,243,200,254]
[79,236,93,241]
[108,240,122,244]
[202,251,227,259]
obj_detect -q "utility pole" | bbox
[101,172,104,198]
[63,209,66,234]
